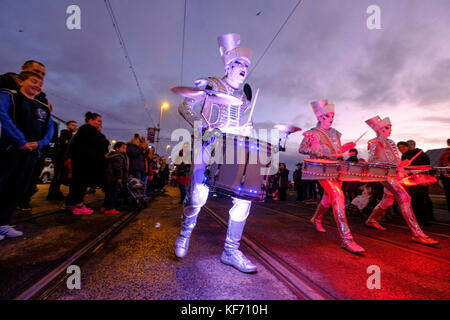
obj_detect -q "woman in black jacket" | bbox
[66,112,109,215]
[126,137,145,181]
[276,163,290,201]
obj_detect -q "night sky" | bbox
[1,0,449,170]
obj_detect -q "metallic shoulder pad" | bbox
[332,128,342,141]
[177,77,210,128]
[367,138,381,162]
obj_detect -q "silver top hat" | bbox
[310,100,335,118]
[218,33,252,66]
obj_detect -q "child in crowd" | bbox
[351,184,372,213]
[103,141,128,214]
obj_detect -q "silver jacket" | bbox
[298,126,343,159]
[367,137,401,164]
[178,77,251,129]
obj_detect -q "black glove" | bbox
[243,83,252,101]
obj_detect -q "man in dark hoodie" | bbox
[103,141,128,214]
[399,140,435,225]
[126,136,145,181]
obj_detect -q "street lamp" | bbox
[156,102,169,154]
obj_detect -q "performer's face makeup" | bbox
[318,112,334,129]
[226,59,249,85]
[379,125,392,138]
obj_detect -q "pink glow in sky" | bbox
[1,0,449,160]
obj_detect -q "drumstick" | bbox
[247,88,259,123]
[407,149,423,165]
[354,131,368,145]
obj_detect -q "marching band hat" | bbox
[218,33,252,66]
[365,116,391,131]
[310,100,335,119]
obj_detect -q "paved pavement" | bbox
[1,184,449,300]
[48,188,297,300]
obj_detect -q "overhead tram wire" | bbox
[46,88,159,141]
[168,0,190,132]
[247,0,304,79]
[180,0,187,86]
[104,0,156,127]
[45,88,121,124]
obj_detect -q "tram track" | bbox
[12,207,65,225]
[381,222,450,239]
[282,201,450,241]
[203,205,336,300]
[257,202,449,265]
[12,198,105,225]
[8,190,448,300]
[430,221,450,228]
[13,209,140,300]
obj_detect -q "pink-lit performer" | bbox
[299,100,365,254]
[364,116,439,246]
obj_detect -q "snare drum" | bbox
[205,133,274,201]
[400,166,438,186]
[339,161,368,181]
[363,162,398,182]
[302,159,340,180]
[339,161,397,182]
[436,167,450,178]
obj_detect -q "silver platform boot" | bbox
[174,214,198,258]
[365,204,387,230]
[220,218,257,273]
[310,203,328,233]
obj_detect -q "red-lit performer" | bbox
[299,100,365,254]
[364,116,439,246]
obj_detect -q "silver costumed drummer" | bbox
[174,33,256,273]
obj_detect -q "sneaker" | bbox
[0,225,24,238]
[104,209,120,214]
[72,205,93,215]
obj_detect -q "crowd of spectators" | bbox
[0,60,172,240]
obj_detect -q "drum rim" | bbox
[303,158,340,164]
[365,162,397,168]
